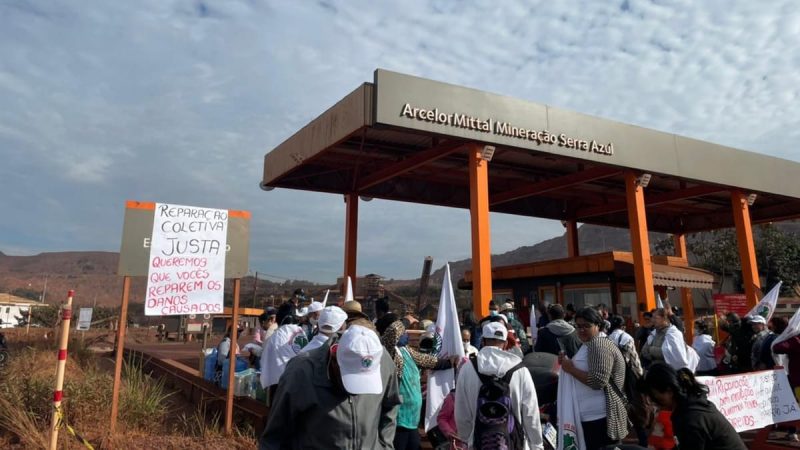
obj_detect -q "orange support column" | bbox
[625,172,656,314]
[731,191,761,308]
[469,144,493,319]
[343,193,358,294]
[566,220,579,257]
[674,234,694,344]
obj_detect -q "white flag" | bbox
[557,370,586,450]
[773,293,800,372]
[322,289,329,307]
[424,264,465,431]
[530,303,538,345]
[747,281,782,322]
[345,277,354,302]
[657,293,665,309]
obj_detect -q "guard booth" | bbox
[461,251,714,329]
[261,68,800,336]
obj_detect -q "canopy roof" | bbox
[262,69,800,233]
[460,251,714,290]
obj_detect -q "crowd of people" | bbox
[210,289,797,449]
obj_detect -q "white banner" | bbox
[424,263,465,431]
[76,308,93,331]
[698,369,800,432]
[145,203,228,316]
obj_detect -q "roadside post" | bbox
[49,290,74,450]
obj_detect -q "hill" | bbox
[0,252,328,308]
[3,221,799,307]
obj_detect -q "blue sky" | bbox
[1,0,799,283]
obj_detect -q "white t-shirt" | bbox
[573,345,607,422]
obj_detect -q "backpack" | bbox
[469,354,526,450]
[616,343,655,430]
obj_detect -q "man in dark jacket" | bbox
[534,304,581,358]
[260,325,400,449]
[276,288,304,326]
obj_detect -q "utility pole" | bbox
[41,274,48,303]
[252,271,258,308]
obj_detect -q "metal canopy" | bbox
[262,70,800,234]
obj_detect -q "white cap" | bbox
[295,306,309,317]
[319,306,347,334]
[337,325,384,395]
[483,321,508,341]
[750,315,767,324]
[496,313,508,324]
[307,301,325,314]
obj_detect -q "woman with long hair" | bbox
[640,363,746,450]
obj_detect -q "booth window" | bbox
[563,286,612,310]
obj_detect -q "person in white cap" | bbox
[260,325,400,449]
[300,306,347,353]
[260,324,308,392]
[455,321,543,450]
[300,300,325,340]
[749,314,771,370]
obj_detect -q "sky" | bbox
[1,0,799,283]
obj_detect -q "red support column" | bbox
[469,144,493,319]
[566,220,579,257]
[343,193,358,294]
[625,172,656,314]
[731,191,761,308]
[674,234,694,344]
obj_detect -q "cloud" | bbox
[1,0,799,282]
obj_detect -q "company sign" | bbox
[400,103,614,156]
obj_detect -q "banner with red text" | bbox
[698,369,800,432]
[713,293,749,318]
[145,203,228,316]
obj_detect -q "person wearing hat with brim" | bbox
[300,306,347,353]
[260,325,401,449]
[501,300,530,353]
[455,321,543,449]
[378,319,459,450]
[342,300,377,331]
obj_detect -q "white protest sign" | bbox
[698,369,800,432]
[76,308,93,331]
[145,203,228,316]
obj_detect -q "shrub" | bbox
[119,354,174,430]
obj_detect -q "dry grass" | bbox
[0,332,257,449]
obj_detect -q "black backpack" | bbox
[616,344,655,430]
[470,354,527,450]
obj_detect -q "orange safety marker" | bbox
[49,290,74,450]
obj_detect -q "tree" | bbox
[686,229,740,294]
[756,224,800,296]
[15,304,60,328]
